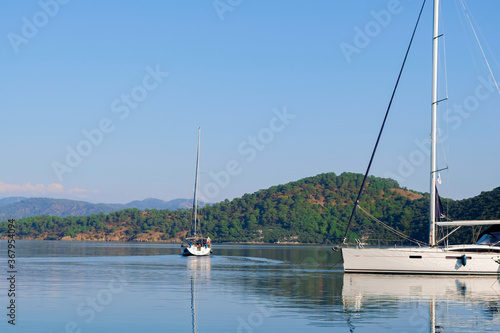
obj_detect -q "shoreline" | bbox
[0,237,325,246]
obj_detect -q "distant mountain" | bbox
[0,197,27,208]
[123,198,196,210]
[0,197,204,221]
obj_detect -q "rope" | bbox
[340,0,428,245]
[459,0,500,95]
[357,205,429,246]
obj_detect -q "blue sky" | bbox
[1,0,499,204]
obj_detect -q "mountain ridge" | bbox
[0,197,205,221]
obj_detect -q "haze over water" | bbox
[1,241,499,332]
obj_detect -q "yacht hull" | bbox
[342,247,500,275]
[182,244,211,256]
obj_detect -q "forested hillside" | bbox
[1,172,499,245]
[439,187,500,244]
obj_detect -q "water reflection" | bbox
[6,241,500,332]
[187,257,211,333]
[342,274,500,332]
[15,240,179,258]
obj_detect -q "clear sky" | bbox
[1,0,499,204]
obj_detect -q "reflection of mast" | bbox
[431,298,446,333]
[191,275,196,333]
[430,298,435,333]
[188,257,211,333]
[342,274,500,332]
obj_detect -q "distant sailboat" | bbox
[340,0,500,274]
[182,128,212,256]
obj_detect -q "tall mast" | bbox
[192,127,201,237]
[429,0,440,247]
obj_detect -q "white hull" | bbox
[342,246,500,275]
[182,244,211,256]
[343,273,500,300]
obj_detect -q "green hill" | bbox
[438,187,500,244]
[1,172,499,244]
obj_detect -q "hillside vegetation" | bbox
[1,172,499,245]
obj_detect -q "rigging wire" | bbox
[459,0,500,95]
[436,0,451,220]
[440,1,449,101]
[459,0,500,144]
[453,0,478,71]
[357,205,429,247]
[456,0,500,193]
[458,0,500,72]
[443,0,500,219]
[339,0,428,246]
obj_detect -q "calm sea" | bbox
[0,241,499,332]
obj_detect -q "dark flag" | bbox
[435,186,446,220]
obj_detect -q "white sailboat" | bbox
[182,128,212,256]
[341,0,500,274]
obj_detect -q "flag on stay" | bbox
[435,186,446,219]
[436,173,442,185]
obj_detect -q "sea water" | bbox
[0,241,499,332]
